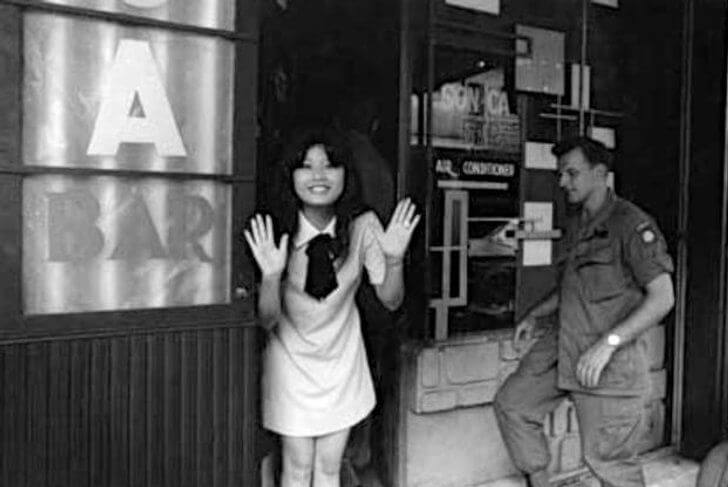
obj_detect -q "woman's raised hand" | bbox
[378,198,421,260]
[243,214,289,277]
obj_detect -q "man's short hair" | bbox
[551,136,613,171]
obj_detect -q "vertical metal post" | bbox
[672,0,693,448]
[397,0,413,200]
[579,0,588,135]
[425,0,435,338]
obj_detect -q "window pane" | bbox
[35,0,235,31]
[411,47,520,153]
[23,175,231,314]
[23,12,234,174]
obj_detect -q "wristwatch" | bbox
[606,333,622,347]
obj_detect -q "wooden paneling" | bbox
[0,4,20,165]
[0,326,260,486]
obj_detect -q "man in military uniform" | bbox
[493,137,675,487]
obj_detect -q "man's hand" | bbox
[513,315,536,353]
[576,339,617,388]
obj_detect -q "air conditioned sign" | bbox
[434,151,519,199]
[435,150,518,182]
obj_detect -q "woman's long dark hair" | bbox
[269,125,368,259]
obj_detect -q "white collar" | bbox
[293,212,336,249]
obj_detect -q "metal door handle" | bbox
[234,286,250,300]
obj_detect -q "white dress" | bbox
[262,211,386,437]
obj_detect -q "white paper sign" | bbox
[525,141,557,170]
[592,0,618,8]
[445,0,499,15]
[588,126,616,149]
[523,202,553,267]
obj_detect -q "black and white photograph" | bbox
[0,1,724,486]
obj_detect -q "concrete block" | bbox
[411,335,510,413]
[559,433,583,472]
[420,390,458,413]
[406,405,519,486]
[419,348,440,388]
[459,381,500,406]
[498,361,519,386]
[647,369,667,401]
[500,339,520,361]
[444,341,500,384]
[479,474,528,487]
[643,455,699,487]
[642,325,665,370]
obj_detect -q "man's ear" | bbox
[595,163,609,179]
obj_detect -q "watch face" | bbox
[607,334,620,346]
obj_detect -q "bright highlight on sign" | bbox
[35,0,235,30]
[22,12,236,314]
[23,175,232,314]
[124,0,168,8]
[87,39,187,157]
[23,12,234,173]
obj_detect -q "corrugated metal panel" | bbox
[0,326,259,487]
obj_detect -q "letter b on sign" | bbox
[47,190,104,262]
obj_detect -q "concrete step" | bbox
[476,453,699,487]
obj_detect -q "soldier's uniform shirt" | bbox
[493,190,674,486]
[556,190,673,395]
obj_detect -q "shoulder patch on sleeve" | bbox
[634,221,657,244]
[641,229,656,243]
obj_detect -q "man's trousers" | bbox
[493,331,646,487]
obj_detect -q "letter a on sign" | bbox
[87,39,187,157]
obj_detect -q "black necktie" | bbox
[304,234,338,300]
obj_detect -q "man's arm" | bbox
[513,290,559,352]
[608,273,674,343]
[576,272,674,388]
[522,290,560,321]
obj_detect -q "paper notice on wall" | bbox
[592,0,618,7]
[588,126,616,149]
[523,240,552,267]
[515,25,565,96]
[525,141,557,170]
[445,0,499,15]
[523,202,553,267]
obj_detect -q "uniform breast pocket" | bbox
[577,245,625,302]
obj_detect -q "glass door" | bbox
[410,41,523,339]
[0,0,259,334]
